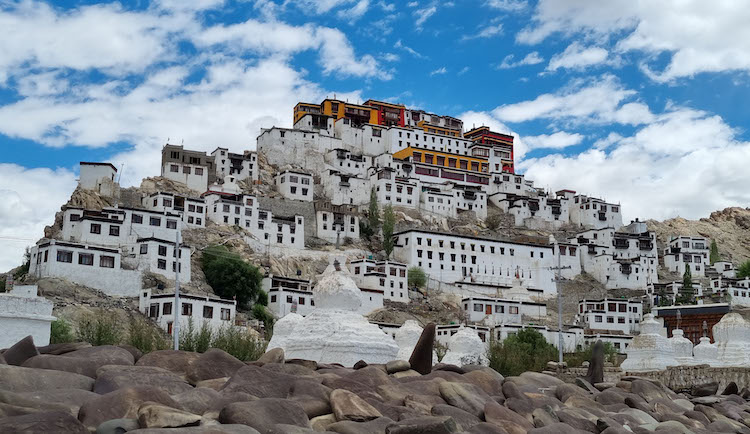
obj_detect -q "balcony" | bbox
[669,246,681,254]
[640,242,653,250]
[598,213,607,221]
[464,191,477,201]
[552,207,561,215]
[614,240,629,249]
[621,264,632,274]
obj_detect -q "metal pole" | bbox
[556,240,563,363]
[173,228,181,350]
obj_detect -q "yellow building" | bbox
[321,99,378,125]
[416,120,461,138]
[293,102,322,124]
[393,147,489,173]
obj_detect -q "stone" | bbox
[37,342,91,355]
[532,407,559,427]
[23,354,109,378]
[462,368,504,396]
[631,379,669,402]
[219,399,310,433]
[722,382,739,395]
[463,423,509,434]
[310,414,337,431]
[331,389,383,422]
[683,410,710,426]
[137,401,202,428]
[574,377,599,395]
[136,350,200,377]
[195,377,229,391]
[128,426,260,433]
[431,404,481,431]
[2,335,40,366]
[63,345,135,366]
[326,417,396,434]
[95,365,193,395]
[78,386,180,429]
[438,381,491,418]
[691,382,719,397]
[172,387,224,415]
[619,408,658,425]
[668,329,695,365]
[484,400,534,431]
[258,348,285,365]
[384,415,458,434]
[222,364,307,398]
[409,323,436,375]
[527,422,588,434]
[118,345,144,362]
[187,348,246,384]
[2,388,99,416]
[386,360,411,374]
[441,326,488,367]
[96,418,140,434]
[582,340,605,385]
[557,383,590,402]
[621,314,677,372]
[287,359,318,370]
[288,378,333,418]
[0,364,94,392]
[392,369,421,379]
[263,362,317,377]
[395,321,425,361]
[353,360,368,370]
[0,410,88,433]
[713,313,750,367]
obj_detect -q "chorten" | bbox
[395,320,424,361]
[693,337,718,366]
[441,326,488,366]
[713,313,750,367]
[669,329,695,365]
[620,313,678,372]
[266,258,398,366]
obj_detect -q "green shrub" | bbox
[211,326,267,361]
[407,267,427,289]
[564,342,618,367]
[127,316,171,354]
[252,304,275,338]
[50,319,75,344]
[382,204,395,258]
[77,310,122,346]
[488,328,558,376]
[738,260,750,279]
[201,245,264,309]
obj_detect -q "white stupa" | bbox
[693,336,719,366]
[395,320,424,361]
[713,313,750,367]
[267,313,303,350]
[267,258,398,366]
[441,326,488,366]
[620,313,678,372]
[669,329,695,365]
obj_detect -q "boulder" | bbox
[0,364,94,392]
[2,336,40,366]
[385,415,457,434]
[118,345,144,362]
[95,418,140,434]
[431,404,481,431]
[0,410,88,433]
[438,381,491,418]
[557,384,590,402]
[186,349,246,384]
[462,368,504,396]
[288,378,333,418]
[137,401,202,428]
[195,377,229,391]
[23,354,107,378]
[219,399,309,433]
[37,342,91,355]
[94,365,193,395]
[221,365,303,398]
[528,422,588,434]
[0,388,99,416]
[128,426,260,433]
[404,394,446,414]
[62,345,135,366]
[462,422,509,434]
[326,417,395,434]
[257,348,285,365]
[172,387,224,415]
[386,360,411,374]
[310,414,337,431]
[0,353,5,364]
[78,386,181,429]
[353,360,368,370]
[263,362,318,377]
[408,323,435,375]
[582,340,605,386]
[555,408,597,432]
[287,359,318,370]
[331,389,383,422]
[630,379,669,402]
[136,350,200,377]
[532,407,559,428]
[691,382,719,397]
[722,382,739,395]
[484,400,534,431]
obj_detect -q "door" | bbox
[485,305,492,315]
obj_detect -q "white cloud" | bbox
[394,39,424,58]
[429,66,447,76]
[498,51,544,69]
[485,0,526,11]
[381,52,400,62]
[407,1,419,7]
[457,66,470,75]
[518,0,750,81]
[337,0,370,23]
[462,23,503,41]
[524,131,584,150]
[413,5,436,29]
[491,75,654,125]
[547,42,610,71]
[0,164,78,272]
[377,1,395,12]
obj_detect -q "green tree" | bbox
[737,260,750,279]
[683,266,693,289]
[50,319,75,344]
[13,248,31,280]
[709,240,721,265]
[368,188,380,231]
[77,310,122,346]
[252,304,275,339]
[201,245,265,309]
[382,204,395,258]
[407,267,427,289]
[487,328,558,377]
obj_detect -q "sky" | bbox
[1,0,750,271]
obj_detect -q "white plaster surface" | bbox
[0,285,55,348]
[669,329,695,365]
[441,325,488,366]
[395,320,423,361]
[621,314,677,372]
[713,313,750,367]
[693,336,718,366]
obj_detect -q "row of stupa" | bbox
[267,258,487,367]
[621,312,750,372]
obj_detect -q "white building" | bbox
[711,261,736,279]
[315,202,360,243]
[265,274,316,318]
[0,285,55,349]
[275,170,314,202]
[576,298,643,334]
[710,277,750,306]
[492,324,585,353]
[371,168,420,209]
[61,207,185,247]
[139,289,237,335]
[161,144,215,193]
[143,192,206,228]
[663,236,710,277]
[436,324,491,345]
[490,192,569,230]
[322,170,371,206]
[29,239,142,297]
[350,258,409,303]
[79,162,119,197]
[211,148,258,183]
[560,191,623,230]
[462,296,547,325]
[392,229,557,297]
[130,237,191,283]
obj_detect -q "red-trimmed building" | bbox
[363,99,406,127]
[464,126,515,174]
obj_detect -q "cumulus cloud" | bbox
[523,131,584,150]
[462,23,503,40]
[429,66,447,76]
[547,42,610,71]
[413,5,436,29]
[497,52,544,69]
[518,0,750,81]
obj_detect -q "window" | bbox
[607,317,614,323]
[70,213,80,222]
[221,308,231,321]
[150,217,161,226]
[595,315,603,323]
[158,245,167,256]
[618,317,626,324]
[170,164,179,172]
[473,304,483,312]
[203,306,214,319]
[182,303,193,316]
[287,295,293,303]
[132,214,143,224]
[195,167,204,176]
[157,259,167,269]
[100,255,115,268]
[77,253,94,266]
[299,297,306,305]
[509,306,518,314]
[162,302,172,315]
[109,225,120,236]
[90,223,101,234]
[56,250,73,263]
[495,305,504,313]
[149,304,159,318]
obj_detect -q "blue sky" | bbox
[1,0,750,271]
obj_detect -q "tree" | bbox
[709,240,721,265]
[201,245,265,310]
[368,188,380,231]
[487,328,558,377]
[408,267,427,289]
[737,260,750,279]
[382,204,395,258]
[683,266,693,290]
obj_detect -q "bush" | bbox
[434,341,448,362]
[564,342,618,367]
[382,204,395,258]
[201,245,264,309]
[0,279,5,293]
[50,319,75,344]
[77,310,122,346]
[488,328,558,376]
[485,214,503,231]
[211,326,267,361]
[407,267,427,289]
[738,260,750,279]
[127,316,171,354]
[252,304,275,338]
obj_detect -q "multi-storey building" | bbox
[558,191,623,230]
[161,144,215,192]
[363,99,406,127]
[140,289,237,335]
[349,258,409,303]
[371,168,420,209]
[142,192,206,228]
[709,276,750,306]
[264,274,315,317]
[393,147,490,187]
[404,109,463,135]
[130,237,191,283]
[490,192,569,229]
[576,298,643,335]
[314,202,360,244]
[322,170,371,206]
[464,126,515,174]
[275,170,314,202]
[60,207,185,247]
[392,229,557,297]
[663,236,710,277]
[462,296,547,324]
[211,147,258,183]
[79,162,120,197]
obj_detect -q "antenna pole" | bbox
[173,227,181,350]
